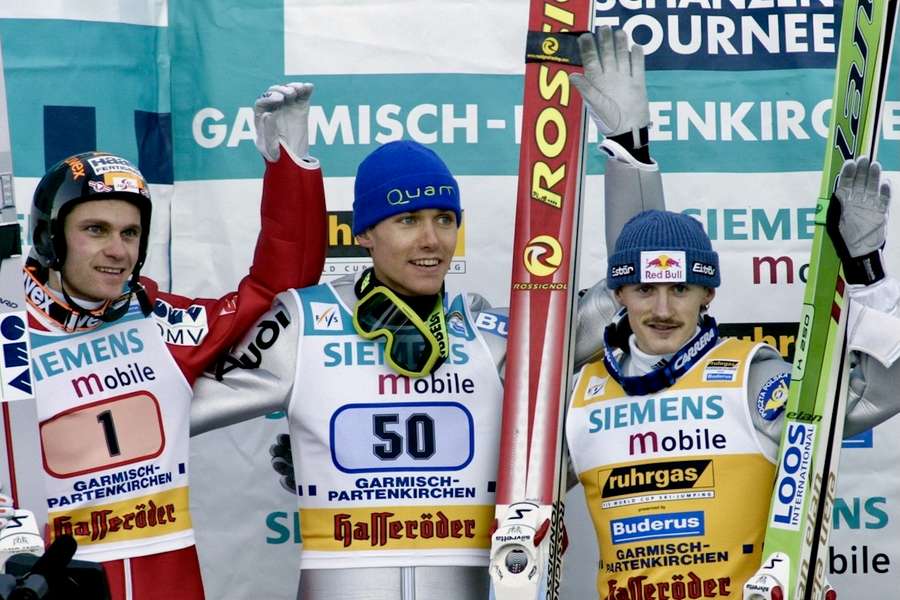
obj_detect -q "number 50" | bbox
[372,413,436,460]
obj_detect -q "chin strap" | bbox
[602,313,719,396]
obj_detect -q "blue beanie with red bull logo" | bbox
[607,209,719,289]
[352,140,461,235]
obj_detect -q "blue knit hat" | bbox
[352,140,461,235]
[607,210,719,289]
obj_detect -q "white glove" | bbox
[569,26,649,144]
[254,82,314,163]
[834,156,891,258]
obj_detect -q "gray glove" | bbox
[254,82,314,163]
[569,26,649,144]
[828,156,891,285]
[269,433,296,495]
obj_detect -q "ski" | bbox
[0,37,45,563]
[743,2,898,599]
[488,2,593,599]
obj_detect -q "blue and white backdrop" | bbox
[0,1,898,598]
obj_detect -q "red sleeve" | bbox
[154,151,327,384]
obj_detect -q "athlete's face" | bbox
[58,200,142,301]
[615,283,715,356]
[356,209,458,296]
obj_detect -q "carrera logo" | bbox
[610,511,704,544]
[600,460,714,499]
[691,261,717,277]
[311,302,343,331]
[610,264,634,278]
[641,251,685,283]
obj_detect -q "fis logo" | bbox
[757,373,789,421]
[311,302,343,331]
[641,251,686,283]
[585,376,608,400]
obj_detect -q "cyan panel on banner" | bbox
[0,18,166,176]
[42,105,96,169]
[135,110,173,184]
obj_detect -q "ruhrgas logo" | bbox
[524,235,563,277]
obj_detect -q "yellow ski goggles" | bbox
[352,271,449,378]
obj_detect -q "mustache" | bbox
[643,319,683,328]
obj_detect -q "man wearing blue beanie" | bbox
[189,27,671,599]
[566,161,900,597]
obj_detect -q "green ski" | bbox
[743,2,898,600]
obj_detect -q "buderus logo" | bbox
[610,511,705,544]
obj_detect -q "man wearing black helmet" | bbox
[11,83,326,600]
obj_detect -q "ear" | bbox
[703,287,716,306]
[614,287,623,303]
[355,232,374,250]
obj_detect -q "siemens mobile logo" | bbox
[610,511,705,544]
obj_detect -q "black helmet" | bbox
[30,151,152,273]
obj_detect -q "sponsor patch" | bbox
[87,155,142,176]
[585,375,608,400]
[447,310,467,337]
[610,263,635,278]
[640,250,686,283]
[691,261,717,277]
[110,175,141,194]
[474,311,507,339]
[600,460,714,500]
[756,372,789,421]
[770,422,815,530]
[310,302,343,331]
[152,299,209,347]
[703,359,738,382]
[88,180,113,193]
[610,511,704,544]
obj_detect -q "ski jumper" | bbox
[28,152,326,600]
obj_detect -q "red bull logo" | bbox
[641,251,686,283]
[646,255,681,269]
